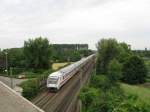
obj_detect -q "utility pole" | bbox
[10,67,13,89]
[5,51,8,75]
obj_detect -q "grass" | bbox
[52,62,70,70]
[121,83,150,104]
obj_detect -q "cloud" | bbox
[0,0,150,50]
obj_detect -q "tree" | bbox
[24,37,51,69]
[96,38,132,75]
[0,51,5,70]
[122,55,147,84]
[6,48,25,67]
[118,42,132,63]
[96,38,119,74]
[107,59,122,84]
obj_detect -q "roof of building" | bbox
[0,81,44,112]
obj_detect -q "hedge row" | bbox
[20,69,52,100]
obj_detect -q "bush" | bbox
[12,68,25,75]
[122,55,148,84]
[107,59,122,83]
[80,70,150,112]
[21,79,40,100]
[80,86,99,111]
[90,75,111,91]
[20,69,52,100]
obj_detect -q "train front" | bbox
[47,72,61,90]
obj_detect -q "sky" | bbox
[0,0,150,50]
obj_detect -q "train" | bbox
[47,54,95,91]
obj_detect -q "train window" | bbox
[49,78,58,84]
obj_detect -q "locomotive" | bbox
[47,54,95,90]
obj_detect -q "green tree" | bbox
[118,42,132,63]
[107,59,122,84]
[96,38,119,74]
[122,55,147,84]
[24,37,51,69]
[7,48,25,67]
[96,39,132,75]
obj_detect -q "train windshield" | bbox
[48,77,58,84]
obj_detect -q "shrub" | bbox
[20,69,52,100]
[21,79,40,100]
[122,55,148,84]
[107,59,122,83]
[80,86,99,111]
[11,68,25,75]
[90,75,111,91]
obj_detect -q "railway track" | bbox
[32,58,95,112]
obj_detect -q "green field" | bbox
[121,83,150,104]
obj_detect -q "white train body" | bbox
[47,54,95,90]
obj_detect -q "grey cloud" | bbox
[0,0,150,50]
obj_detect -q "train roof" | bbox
[48,54,95,78]
[48,71,62,77]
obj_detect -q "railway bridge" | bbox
[32,55,96,112]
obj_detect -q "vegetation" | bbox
[80,71,150,112]
[96,38,119,74]
[121,83,150,104]
[96,38,131,75]
[20,69,52,100]
[80,38,150,112]
[133,50,150,58]
[145,60,150,82]
[21,79,40,100]
[24,37,51,69]
[51,44,93,62]
[0,37,92,75]
[122,55,147,84]
[107,59,122,84]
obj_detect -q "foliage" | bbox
[20,69,52,100]
[118,42,132,63]
[0,40,92,75]
[80,72,150,112]
[81,38,149,112]
[11,67,25,75]
[96,38,119,74]
[24,37,51,69]
[90,74,111,91]
[7,48,25,67]
[51,44,93,62]
[0,51,6,70]
[133,50,150,58]
[122,55,148,84]
[21,79,40,100]
[121,83,150,104]
[80,86,99,111]
[107,59,122,83]
[96,39,132,75]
